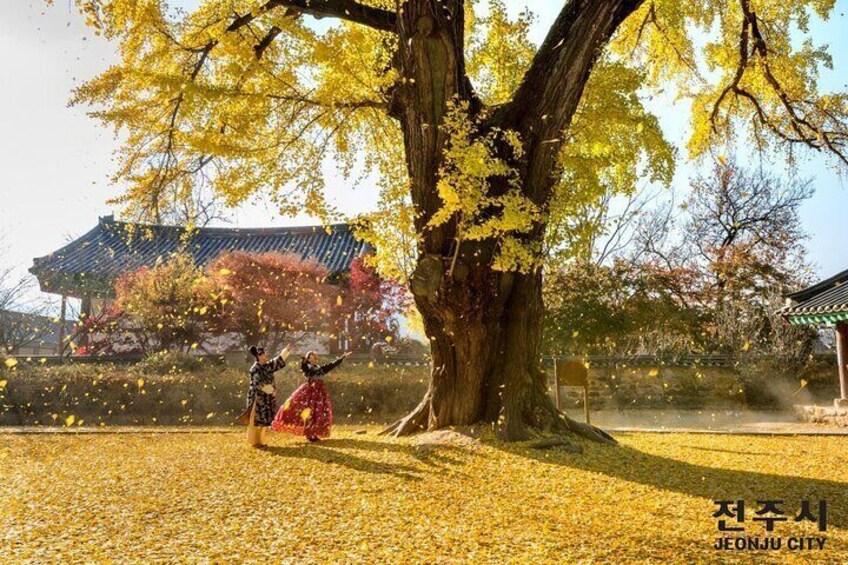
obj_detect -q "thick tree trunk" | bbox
[383,250,615,443]
[383,0,642,442]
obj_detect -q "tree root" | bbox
[562,414,617,445]
[380,394,430,437]
[380,391,617,447]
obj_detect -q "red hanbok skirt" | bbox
[271,379,333,438]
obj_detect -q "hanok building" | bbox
[783,268,848,409]
[30,215,371,354]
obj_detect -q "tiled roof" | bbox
[30,216,371,297]
[783,268,848,324]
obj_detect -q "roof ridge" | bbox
[31,216,369,298]
[786,267,848,302]
[100,215,351,235]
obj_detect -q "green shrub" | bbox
[131,351,221,376]
[0,359,429,427]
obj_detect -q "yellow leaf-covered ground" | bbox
[2,429,847,563]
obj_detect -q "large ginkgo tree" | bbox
[62,0,847,442]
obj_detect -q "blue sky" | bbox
[0,1,846,312]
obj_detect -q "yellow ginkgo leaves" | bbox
[65,415,75,426]
[4,431,848,563]
[4,358,17,369]
[300,408,312,422]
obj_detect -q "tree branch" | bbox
[709,0,848,167]
[492,0,644,201]
[266,0,396,32]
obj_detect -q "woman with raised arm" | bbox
[243,344,291,448]
[271,350,352,442]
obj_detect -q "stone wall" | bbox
[794,405,848,426]
[553,357,841,410]
[556,365,746,410]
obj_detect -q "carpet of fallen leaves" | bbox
[2,429,848,563]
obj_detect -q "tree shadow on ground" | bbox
[263,437,469,480]
[499,434,848,529]
[316,437,469,469]
[683,445,776,456]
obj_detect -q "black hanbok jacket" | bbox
[301,357,345,381]
[247,355,286,427]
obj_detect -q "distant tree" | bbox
[545,158,815,357]
[543,259,701,357]
[685,158,814,304]
[332,256,410,351]
[0,243,50,354]
[114,254,210,351]
[205,252,334,350]
[70,307,145,356]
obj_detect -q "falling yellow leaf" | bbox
[219,268,232,275]
[742,341,750,352]
[648,369,659,377]
[4,358,18,369]
[181,399,188,406]
[65,415,75,426]
[336,295,343,306]
[300,408,312,422]
[137,378,145,388]
[0,380,7,389]
[572,331,579,338]
[206,412,215,419]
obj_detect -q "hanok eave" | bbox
[783,268,848,407]
[29,215,372,354]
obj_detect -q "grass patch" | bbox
[0,362,429,426]
[1,430,846,562]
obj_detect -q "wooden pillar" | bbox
[836,322,848,406]
[57,295,67,357]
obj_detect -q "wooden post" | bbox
[57,295,67,357]
[836,322,848,407]
[553,358,561,410]
[583,384,590,425]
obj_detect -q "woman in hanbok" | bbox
[271,350,351,442]
[244,344,291,447]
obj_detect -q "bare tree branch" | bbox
[709,0,848,166]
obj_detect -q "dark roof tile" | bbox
[31,216,371,297]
